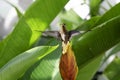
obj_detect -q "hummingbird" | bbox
[59,24,78,80]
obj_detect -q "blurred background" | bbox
[0,0,120,80]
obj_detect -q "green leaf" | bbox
[17,39,61,80]
[94,3,120,27]
[104,57,120,80]
[72,15,120,80]
[77,55,103,80]
[103,42,120,62]
[24,0,68,44]
[76,16,101,31]
[0,18,31,68]
[77,3,120,32]
[20,46,62,80]
[0,0,68,68]
[0,45,58,80]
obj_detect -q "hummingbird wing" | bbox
[35,30,62,40]
[68,30,80,40]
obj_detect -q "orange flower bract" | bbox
[59,42,78,80]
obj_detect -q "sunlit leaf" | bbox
[0,45,58,80]
[0,0,68,68]
[94,3,120,27]
[72,14,120,80]
[77,55,103,80]
[20,40,62,80]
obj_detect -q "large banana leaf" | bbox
[71,3,120,80]
[73,15,120,65]
[94,3,120,26]
[0,0,68,68]
[20,45,62,80]
[0,45,58,80]
[76,54,103,80]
